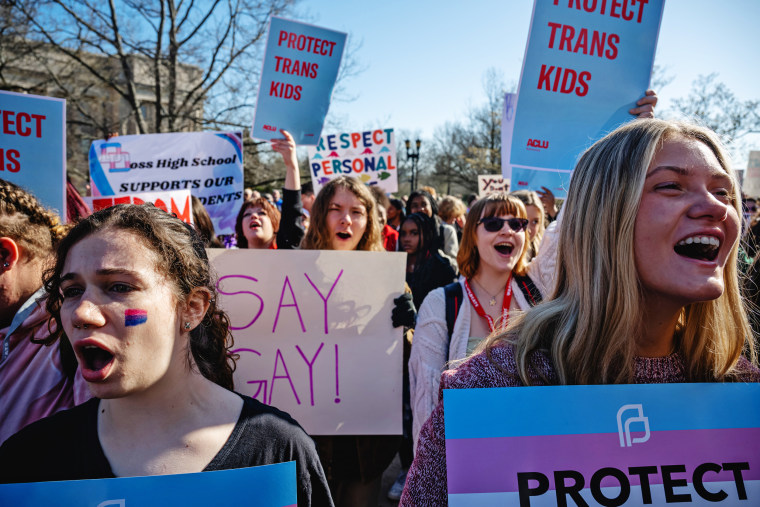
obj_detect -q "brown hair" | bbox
[0,178,68,260]
[300,176,383,251]
[191,196,222,248]
[234,197,281,249]
[457,193,529,279]
[438,196,467,223]
[42,204,237,390]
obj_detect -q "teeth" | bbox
[677,236,720,247]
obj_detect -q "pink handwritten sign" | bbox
[208,249,405,435]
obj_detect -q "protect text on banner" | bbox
[88,131,243,235]
[0,90,66,218]
[209,249,405,435]
[444,383,760,506]
[251,17,347,146]
[307,128,397,193]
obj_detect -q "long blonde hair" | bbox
[483,119,755,384]
[300,176,383,252]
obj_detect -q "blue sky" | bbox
[297,0,760,167]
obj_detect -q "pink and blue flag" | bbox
[444,383,760,506]
[124,309,148,327]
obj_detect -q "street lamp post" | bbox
[405,138,422,192]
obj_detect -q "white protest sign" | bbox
[478,175,510,197]
[743,151,760,198]
[307,128,397,193]
[85,189,193,225]
[88,131,243,235]
[208,249,405,435]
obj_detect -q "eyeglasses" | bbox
[477,217,529,233]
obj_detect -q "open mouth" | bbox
[336,232,351,240]
[674,235,720,262]
[77,342,115,381]
[494,242,514,255]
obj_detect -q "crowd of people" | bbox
[1,91,759,507]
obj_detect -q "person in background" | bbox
[438,195,467,243]
[387,198,405,231]
[0,204,333,506]
[233,130,304,250]
[243,188,254,201]
[0,179,89,445]
[301,181,316,215]
[511,190,546,261]
[191,196,223,248]
[377,204,399,252]
[406,189,458,264]
[402,119,758,504]
[369,186,398,252]
[387,211,458,501]
[300,176,398,507]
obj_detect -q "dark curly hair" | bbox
[41,204,237,390]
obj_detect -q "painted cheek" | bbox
[125,309,148,327]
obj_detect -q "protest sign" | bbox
[478,175,510,197]
[307,128,397,193]
[508,0,664,197]
[743,151,760,198]
[251,17,347,145]
[501,92,517,183]
[444,383,760,506]
[208,249,405,435]
[85,189,193,225]
[0,90,66,217]
[88,131,243,235]
[0,462,297,507]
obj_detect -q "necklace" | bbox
[471,277,501,306]
[464,275,513,332]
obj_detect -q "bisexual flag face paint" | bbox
[125,308,148,327]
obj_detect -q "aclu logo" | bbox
[263,124,277,132]
[526,138,549,151]
[616,404,651,447]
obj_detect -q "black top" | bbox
[0,395,333,507]
[277,188,305,250]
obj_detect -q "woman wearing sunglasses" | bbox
[408,193,543,447]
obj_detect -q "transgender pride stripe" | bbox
[125,309,148,326]
[444,383,760,505]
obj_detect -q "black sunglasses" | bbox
[477,217,529,233]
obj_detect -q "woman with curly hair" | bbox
[0,204,332,506]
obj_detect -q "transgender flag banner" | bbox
[444,383,760,506]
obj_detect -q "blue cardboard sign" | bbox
[0,462,297,507]
[508,0,664,194]
[0,90,66,218]
[445,383,760,506]
[251,17,347,146]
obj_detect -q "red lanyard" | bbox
[464,275,513,333]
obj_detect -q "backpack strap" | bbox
[443,282,464,351]
[513,274,543,307]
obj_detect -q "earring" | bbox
[3,262,8,268]
[184,322,191,330]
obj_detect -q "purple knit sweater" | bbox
[400,343,760,506]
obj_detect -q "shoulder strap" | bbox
[443,282,464,350]
[513,274,542,307]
